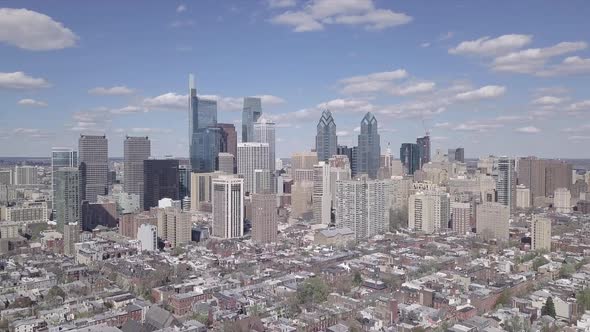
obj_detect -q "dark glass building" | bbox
[188,74,219,172]
[315,109,337,162]
[400,143,421,175]
[143,159,180,210]
[357,112,380,179]
[242,97,262,142]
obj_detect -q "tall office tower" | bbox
[237,142,270,194]
[516,185,531,209]
[78,135,108,203]
[137,223,157,251]
[496,157,516,213]
[14,166,38,185]
[312,162,331,225]
[292,151,318,170]
[416,135,431,167]
[251,192,277,243]
[217,123,237,158]
[188,74,219,172]
[0,169,12,185]
[63,222,79,257]
[123,136,150,209]
[242,97,262,142]
[178,164,191,198]
[190,172,223,212]
[476,202,509,242]
[254,169,273,194]
[518,157,573,205]
[254,119,276,172]
[218,153,235,174]
[337,145,355,174]
[451,201,470,235]
[553,188,571,213]
[212,176,244,239]
[316,109,337,162]
[400,143,421,175]
[291,181,314,219]
[143,159,180,210]
[335,177,391,240]
[51,148,77,208]
[54,167,80,232]
[156,207,190,248]
[357,112,380,179]
[408,191,450,234]
[531,216,551,251]
[455,148,465,163]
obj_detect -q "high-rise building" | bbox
[416,135,431,167]
[292,151,318,170]
[254,169,273,194]
[137,223,157,251]
[190,171,223,212]
[14,166,38,185]
[451,201,470,235]
[54,167,80,232]
[448,148,465,163]
[178,164,191,198]
[254,119,276,172]
[531,216,551,251]
[0,169,12,185]
[312,162,331,225]
[81,200,118,231]
[212,176,244,239]
[52,148,77,210]
[78,135,108,203]
[357,112,380,179]
[217,153,235,174]
[553,188,571,213]
[63,222,79,257]
[400,143,420,175]
[188,74,219,172]
[217,123,238,159]
[408,191,450,234]
[156,207,190,248]
[476,202,509,241]
[123,136,150,209]
[143,159,180,210]
[496,157,516,213]
[237,142,270,194]
[251,193,277,243]
[291,181,314,219]
[516,184,531,209]
[316,110,337,162]
[335,177,390,240]
[337,145,355,175]
[242,97,262,142]
[329,165,351,203]
[517,157,572,205]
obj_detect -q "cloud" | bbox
[421,42,431,48]
[339,69,407,94]
[143,92,285,112]
[143,92,186,110]
[434,122,451,128]
[453,121,503,132]
[515,126,540,134]
[0,72,51,89]
[17,98,47,107]
[267,0,297,8]
[568,135,590,141]
[561,124,590,133]
[336,130,351,136]
[455,85,506,101]
[176,4,187,13]
[531,96,563,106]
[0,8,78,51]
[538,56,590,76]
[110,106,145,114]
[317,98,374,114]
[568,100,590,112]
[119,127,173,134]
[390,82,436,96]
[88,85,135,96]
[449,34,532,56]
[269,0,412,32]
[12,127,53,138]
[255,95,286,105]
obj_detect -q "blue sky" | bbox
[1,0,590,158]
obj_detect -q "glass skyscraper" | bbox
[54,167,80,232]
[242,97,262,142]
[400,143,421,175]
[357,112,380,179]
[315,109,337,162]
[416,135,431,167]
[51,147,77,211]
[188,74,220,172]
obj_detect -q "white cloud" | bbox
[129,127,172,134]
[455,85,506,101]
[270,0,412,32]
[143,92,285,112]
[143,92,187,110]
[17,98,47,107]
[568,100,590,112]
[0,72,51,89]
[89,85,135,96]
[492,41,587,74]
[390,82,436,96]
[336,130,351,136]
[531,96,563,106]
[339,69,407,94]
[12,127,52,138]
[255,95,286,105]
[539,56,590,76]
[568,135,590,141]
[420,42,430,48]
[515,126,540,134]
[434,122,451,128]
[0,8,78,51]
[267,0,297,8]
[453,122,503,132]
[110,106,145,114]
[317,98,374,114]
[176,4,187,13]
[449,34,532,56]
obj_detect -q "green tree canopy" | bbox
[541,297,556,318]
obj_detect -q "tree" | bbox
[353,271,363,287]
[541,297,556,318]
[559,263,575,278]
[504,315,531,332]
[296,277,330,306]
[577,287,590,311]
[46,286,66,301]
[533,257,550,271]
[389,207,408,231]
[495,289,511,308]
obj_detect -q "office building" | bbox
[0,201,48,224]
[316,109,337,162]
[254,118,276,172]
[78,135,108,203]
[516,185,531,209]
[254,169,273,194]
[292,151,318,170]
[51,148,77,210]
[190,171,223,212]
[329,165,351,203]
[336,145,355,176]
[496,157,516,213]
[14,165,38,185]
[416,135,431,167]
[518,157,573,205]
[291,181,314,219]
[179,164,191,198]
[531,216,551,251]
[123,136,150,208]
[554,188,571,213]
[400,143,421,175]
[451,201,471,235]
[357,112,380,179]
[217,123,237,160]
[251,193,277,243]
[212,176,244,239]
[54,167,80,231]
[242,97,262,142]
[408,191,450,234]
[312,162,331,225]
[0,169,12,185]
[217,152,235,174]
[63,222,79,257]
[156,207,190,248]
[188,74,219,172]
[476,202,509,242]
[447,147,465,163]
[137,223,157,251]
[237,142,270,194]
[81,200,118,231]
[143,159,180,210]
[335,177,390,240]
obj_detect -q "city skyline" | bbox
[1,1,590,158]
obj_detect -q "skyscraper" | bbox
[14,166,38,185]
[143,159,180,210]
[408,191,450,234]
[316,109,337,162]
[476,202,509,241]
[63,222,79,257]
[51,147,77,210]
[312,161,331,225]
[137,223,157,251]
[251,193,278,243]
[496,157,516,213]
[124,136,150,209]
[451,201,471,235]
[357,112,380,179]
[156,207,190,248]
[416,135,431,167]
[237,142,270,194]
[178,164,191,198]
[242,97,262,142]
[400,143,421,175]
[188,74,220,172]
[212,176,244,239]
[217,153,235,174]
[78,135,108,203]
[517,157,573,205]
[217,123,237,158]
[54,167,80,232]
[254,119,276,172]
[531,215,551,251]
